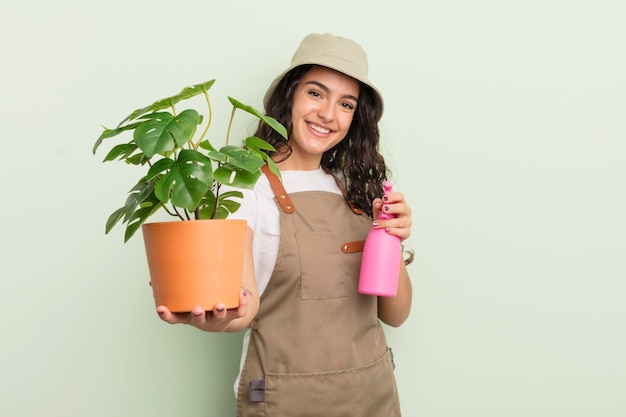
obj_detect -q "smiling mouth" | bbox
[309,123,331,134]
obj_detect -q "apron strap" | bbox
[261,164,295,213]
[342,240,365,253]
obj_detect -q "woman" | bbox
[157,33,413,416]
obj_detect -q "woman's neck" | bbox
[274,154,322,171]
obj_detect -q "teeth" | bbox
[309,124,330,134]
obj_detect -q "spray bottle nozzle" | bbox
[384,181,393,195]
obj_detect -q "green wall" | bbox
[1,0,624,416]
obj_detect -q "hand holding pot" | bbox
[156,287,252,332]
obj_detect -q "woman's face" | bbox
[281,65,360,170]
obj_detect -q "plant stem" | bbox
[171,205,185,221]
[164,206,184,220]
[195,90,213,147]
[211,183,222,219]
[225,105,237,147]
[170,99,177,117]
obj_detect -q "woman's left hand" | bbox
[371,191,412,241]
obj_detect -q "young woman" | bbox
[157,33,414,416]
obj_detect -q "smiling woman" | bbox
[3,1,625,416]
[155,32,414,416]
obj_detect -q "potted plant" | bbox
[93,79,286,312]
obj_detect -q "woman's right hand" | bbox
[156,287,252,332]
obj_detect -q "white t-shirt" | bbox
[224,167,344,397]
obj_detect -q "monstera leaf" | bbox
[134,110,200,158]
[147,149,214,211]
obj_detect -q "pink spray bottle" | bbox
[358,181,401,297]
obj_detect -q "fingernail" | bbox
[216,306,225,313]
[372,221,379,227]
[242,288,248,297]
[383,196,389,202]
[157,309,164,315]
[384,205,390,212]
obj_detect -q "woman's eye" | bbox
[309,90,321,98]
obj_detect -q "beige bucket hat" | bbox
[263,33,384,118]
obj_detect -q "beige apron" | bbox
[236,167,401,416]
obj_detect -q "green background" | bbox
[1,0,624,416]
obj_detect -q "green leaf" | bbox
[149,150,214,211]
[198,139,217,152]
[199,205,228,219]
[218,198,242,214]
[228,96,288,139]
[197,190,243,220]
[103,143,138,162]
[105,207,126,234]
[146,158,174,181]
[122,178,157,223]
[123,200,162,243]
[262,154,281,179]
[214,164,260,189]
[243,137,281,179]
[197,190,217,219]
[124,218,144,243]
[93,121,143,154]
[244,136,276,153]
[133,110,200,158]
[118,79,216,126]
[125,153,148,165]
[217,190,243,213]
[104,178,162,242]
[217,190,244,200]
[207,149,228,164]
[135,178,158,203]
[219,146,265,173]
[207,191,244,219]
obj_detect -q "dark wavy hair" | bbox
[254,65,389,218]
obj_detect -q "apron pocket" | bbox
[296,232,349,300]
[264,349,400,416]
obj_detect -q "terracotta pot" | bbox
[142,219,247,313]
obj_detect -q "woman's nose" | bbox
[317,101,335,121]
